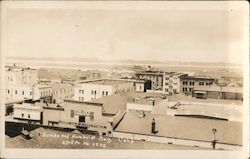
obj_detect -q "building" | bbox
[33,84,52,102]
[135,71,163,91]
[163,72,185,95]
[13,103,43,124]
[180,75,215,95]
[113,111,242,150]
[6,85,33,101]
[6,67,38,86]
[73,79,141,102]
[192,85,243,100]
[51,83,74,103]
[41,100,125,136]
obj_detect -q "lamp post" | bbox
[212,128,217,149]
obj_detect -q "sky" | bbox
[4,2,246,64]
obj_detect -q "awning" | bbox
[194,91,207,94]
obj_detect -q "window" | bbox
[70,110,75,118]
[139,86,142,90]
[22,91,24,95]
[79,97,81,101]
[189,88,192,92]
[165,77,169,80]
[106,91,108,96]
[7,90,10,94]
[30,91,32,96]
[165,89,168,92]
[82,97,84,101]
[165,83,169,86]
[94,91,97,95]
[189,82,192,85]
[28,114,30,118]
[82,90,84,94]
[79,89,81,93]
[15,90,17,94]
[102,91,105,96]
[91,90,94,94]
[173,89,176,93]
[90,112,94,121]
[22,113,24,117]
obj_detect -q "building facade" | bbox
[51,83,74,103]
[6,67,38,86]
[73,79,138,102]
[180,75,215,95]
[135,71,163,91]
[192,85,243,100]
[13,103,43,124]
[163,72,185,95]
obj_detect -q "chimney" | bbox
[151,118,156,134]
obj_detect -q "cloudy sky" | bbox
[4,2,246,64]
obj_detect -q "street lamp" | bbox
[212,128,217,149]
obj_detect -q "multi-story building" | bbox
[33,84,52,102]
[135,71,163,91]
[73,79,143,102]
[163,72,185,95]
[180,75,215,95]
[6,85,33,101]
[6,67,38,86]
[51,83,74,103]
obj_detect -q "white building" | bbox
[51,83,74,103]
[6,67,38,86]
[163,72,184,95]
[33,84,52,101]
[6,85,33,101]
[13,103,43,123]
[74,79,143,102]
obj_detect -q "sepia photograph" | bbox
[0,1,249,159]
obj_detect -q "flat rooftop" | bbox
[76,78,143,86]
[168,93,243,105]
[93,92,164,114]
[115,111,242,145]
[194,85,243,93]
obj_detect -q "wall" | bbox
[13,107,41,121]
[135,83,144,92]
[74,83,113,102]
[6,85,33,101]
[52,84,74,103]
[61,101,113,135]
[112,131,242,150]
[43,108,62,125]
[127,103,153,112]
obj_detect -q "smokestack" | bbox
[151,118,156,134]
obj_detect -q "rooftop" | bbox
[193,85,243,93]
[92,92,164,114]
[115,111,242,145]
[13,104,43,111]
[76,78,143,86]
[181,75,215,80]
[64,99,103,107]
[168,93,243,105]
